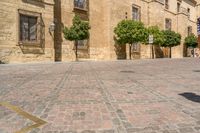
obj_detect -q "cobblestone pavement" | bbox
[0,58,200,133]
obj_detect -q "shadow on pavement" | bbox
[179,92,200,103]
[193,70,200,72]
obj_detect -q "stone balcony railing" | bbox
[178,7,189,16]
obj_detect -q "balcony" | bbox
[178,7,190,16]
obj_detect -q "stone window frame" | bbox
[18,9,42,46]
[187,8,190,19]
[131,4,141,53]
[165,18,172,30]
[132,4,141,21]
[74,0,88,12]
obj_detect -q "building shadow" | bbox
[193,70,200,72]
[179,92,200,103]
[0,60,5,64]
[154,45,164,58]
[113,37,126,60]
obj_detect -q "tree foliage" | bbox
[63,15,90,41]
[184,34,198,48]
[114,20,148,45]
[63,15,90,60]
[147,26,164,45]
[161,30,181,48]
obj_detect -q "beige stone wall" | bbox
[104,0,150,60]
[93,0,198,60]
[0,0,199,63]
[57,0,76,61]
[88,0,110,60]
[164,0,197,58]
[0,0,55,63]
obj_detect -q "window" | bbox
[165,0,169,9]
[165,18,172,30]
[132,6,140,21]
[132,43,140,52]
[187,26,192,36]
[177,3,180,13]
[187,8,190,18]
[74,0,87,10]
[20,14,37,42]
[75,40,88,49]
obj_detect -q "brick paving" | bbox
[0,58,200,133]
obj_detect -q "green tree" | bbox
[147,26,164,59]
[63,15,90,61]
[114,20,148,59]
[184,34,198,57]
[161,30,181,58]
[184,34,198,48]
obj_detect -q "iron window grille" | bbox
[74,0,88,10]
[132,6,141,21]
[18,9,44,46]
[165,18,172,30]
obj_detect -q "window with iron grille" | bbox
[165,18,172,30]
[20,14,37,42]
[74,0,87,10]
[132,6,140,21]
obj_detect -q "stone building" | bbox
[0,0,199,63]
[0,0,55,63]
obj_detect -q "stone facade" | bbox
[0,0,199,63]
[0,0,54,63]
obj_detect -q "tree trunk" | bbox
[75,41,78,61]
[152,45,154,59]
[129,44,132,60]
[193,47,195,57]
[169,47,172,58]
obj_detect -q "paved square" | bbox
[1,58,200,133]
